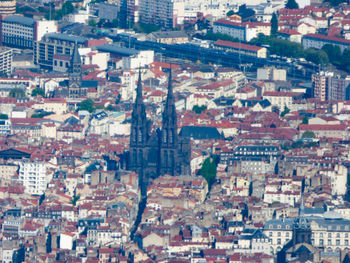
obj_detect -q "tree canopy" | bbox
[31,88,45,97]
[9,88,25,98]
[79,99,95,113]
[302,131,316,138]
[271,13,278,36]
[0,113,8,120]
[192,105,207,114]
[199,157,218,190]
[285,0,299,9]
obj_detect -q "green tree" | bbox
[89,19,97,27]
[46,232,52,253]
[280,106,290,117]
[226,10,235,17]
[304,48,329,66]
[301,131,316,138]
[31,111,54,118]
[0,113,8,119]
[199,157,217,190]
[134,23,160,34]
[31,88,45,97]
[112,18,119,28]
[302,116,309,124]
[322,44,341,65]
[325,0,347,6]
[285,0,299,9]
[192,105,207,114]
[79,99,95,113]
[340,49,350,72]
[204,31,240,42]
[9,88,25,98]
[271,13,278,36]
[71,194,80,206]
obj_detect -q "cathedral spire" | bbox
[136,68,143,101]
[71,41,81,65]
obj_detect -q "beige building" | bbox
[147,31,188,44]
[32,98,68,115]
[0,163,17,186]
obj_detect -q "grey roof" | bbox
[44,33,87,44]
[179,126,222,140]
[150,31,188,39]
[4,15,34,26]
[94,44,139,56]
[71,42,81,64]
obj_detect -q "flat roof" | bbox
[3,15,34,26]
[44,33,87,44]
[94,44,139,56]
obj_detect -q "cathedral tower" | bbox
[68,42,83,98]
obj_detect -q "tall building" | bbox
[120,0,138,28]
[0,0,15,14]
[312,71,350,101]
[128,69,191,188]
[139,0,174,29]
[68,43,85,98]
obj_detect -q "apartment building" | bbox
[19,161,48,195]
[0,15,57,49]
[0,46,12,75]
[139,0,174,29]
[34,33,87,69]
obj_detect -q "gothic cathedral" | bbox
[128,69,191,183]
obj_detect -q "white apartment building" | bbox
[19,161,48,195]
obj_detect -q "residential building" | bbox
[312,71,350,101]
[0,0,15,14]
[0,46,12,75]
[34,33,87,69]
[19,161,48,195]
[257,67,286,81]
[0,15,57,49]
[213,19,271,42]
[139,0,174,29]
[302,34,350,51]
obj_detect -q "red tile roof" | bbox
[214,40,262,52]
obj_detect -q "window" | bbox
[328,239,332,245]
[320,233,323,238]
[278,232,281,237]
[269,232,272,237]
[336,239,340,246]
[336,233,340,238]
[328,233,332,238]
[345,240,348,246]
[277,238,281,245]
[320,239,324,245]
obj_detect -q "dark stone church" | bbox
[128,69,191,185]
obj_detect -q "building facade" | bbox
[19,161,48,195]
[0,46,12,74]
[34,33,87,69]
[0,0,15,14]
[0,15,57,49]
[128,70,191,191]
[139,0,174,29]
